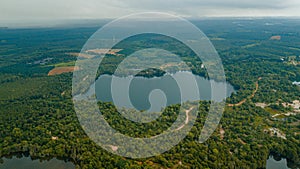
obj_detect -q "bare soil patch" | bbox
[220,126,225,140]
[48,66,80,76]
[270,35,281,40]
[86,49,123,56]
[67,53,94,59]
[255,103,268,108]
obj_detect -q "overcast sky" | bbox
[1,0,300,22]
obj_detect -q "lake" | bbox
[266,155,291,169]
[84,72,235,112]
[0,156,75,169]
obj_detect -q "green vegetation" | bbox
[52,61,76,68]
[0,19,300,168]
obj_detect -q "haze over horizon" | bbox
[1,0,300,27]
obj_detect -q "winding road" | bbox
[227,77,261,107]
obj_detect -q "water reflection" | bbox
[92,72,235,112]
[0,156,75,169]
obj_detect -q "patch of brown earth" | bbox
[67,53,94,59]
[270,35,281,40]
[48,66,80,76]
[86,49,123,56]
[238,138,246,145]
[220,126,225,140]
[255,103,268,108]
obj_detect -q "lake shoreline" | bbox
[0,151,77,168]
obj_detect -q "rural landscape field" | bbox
[0,18,299,168]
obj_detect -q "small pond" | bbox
[266,155,291,169]
[0,156,75,169]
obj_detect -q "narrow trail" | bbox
[227,77,261,107]
[175,106,195,131]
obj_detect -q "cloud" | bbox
[123,0,287,10]
[0,0,300,22]
[120,0,300,17]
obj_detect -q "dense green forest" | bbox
[0,19,300,168]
